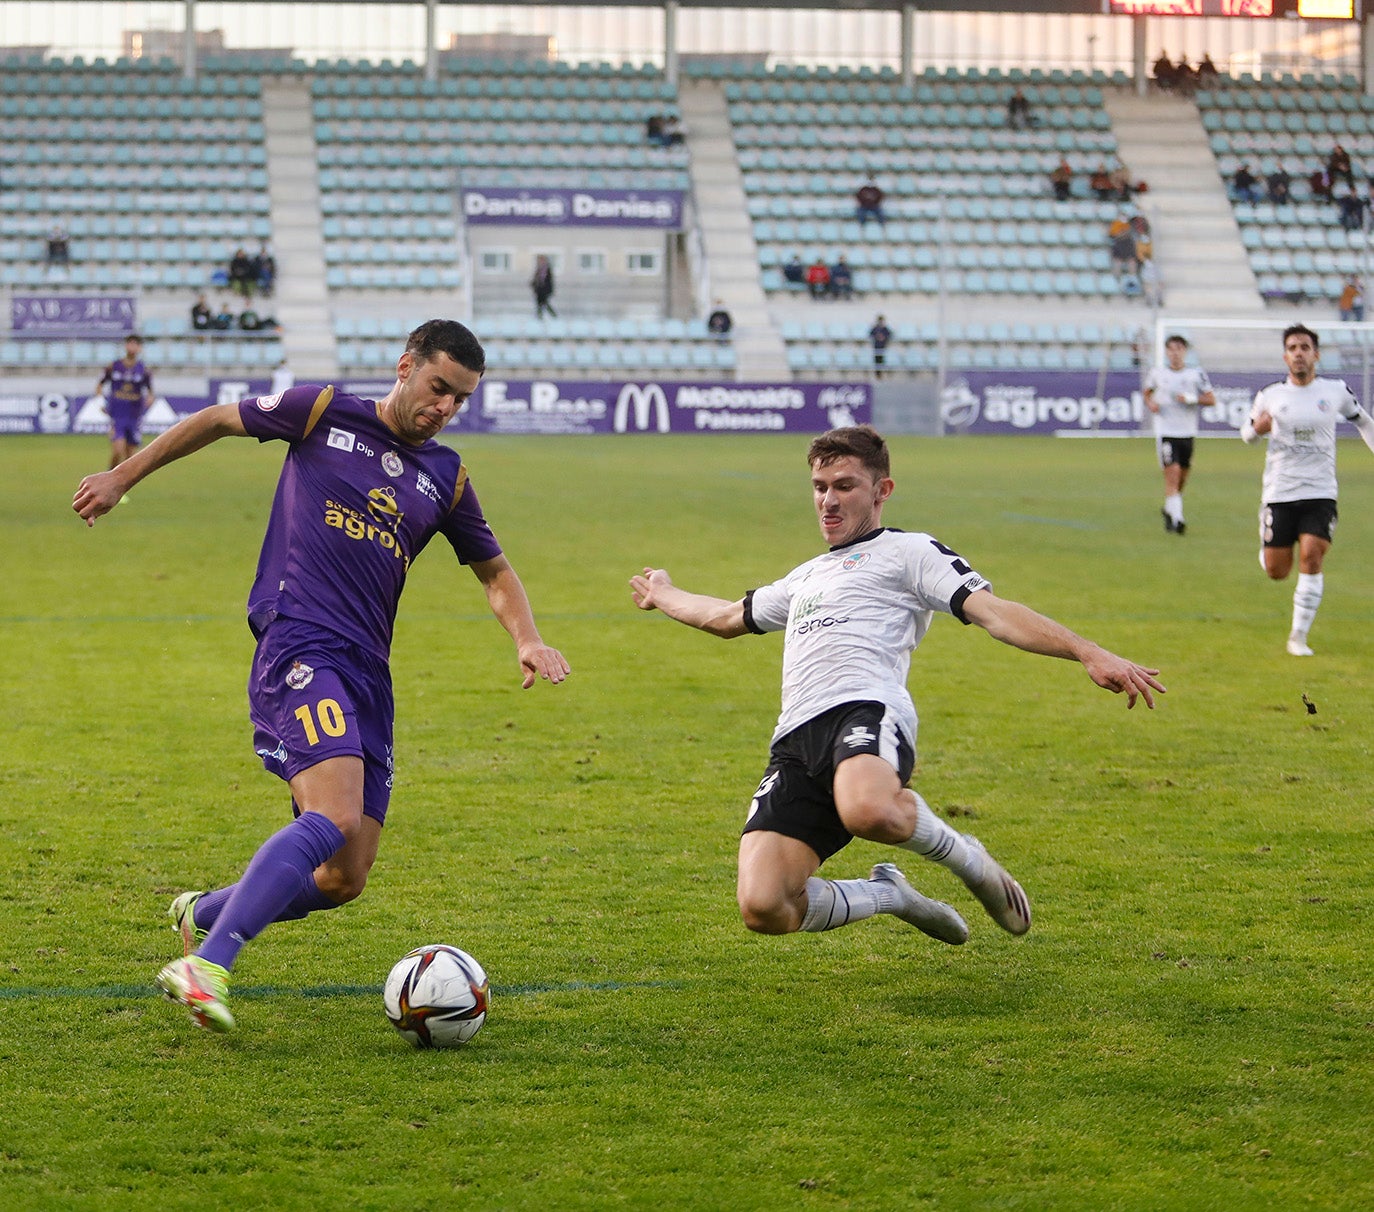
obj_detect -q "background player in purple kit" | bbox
[73,319,570,1033]
[95,333,154,469]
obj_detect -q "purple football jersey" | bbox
[101,358,152,424]
[238,384,503,658]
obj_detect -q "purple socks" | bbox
[197,812,346,971]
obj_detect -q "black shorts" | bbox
[1158,436,1194,469]
[742,700,914,863]
[1261,498,1338,548]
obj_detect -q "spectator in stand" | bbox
[212,300,236,330]
[238,303,279,332]
[1267,165,1292,204]
[660,116,685,146]
[1338,275,1364,322]
[1090,166,1115,201]
[829,255,854,301]
[1173,60,1199,97]
[1007,88,1033,131]
[530,254,557,319]
[1309,167,1331,200]
[46,223,70,267]
[646,114,664,143]
[1140,257,1163,308]
[1132,214,1154,264]
[868,314,892,378]
[1336,185,1365,232]
[707,300,733,339]
[229,247,255,298]
[805,257,831,300]
[1050,157,1073,202]
[191,293,212,331]
[1109,217,1139,278]
[783,254,806,288]
[1232,163,1260,204]
[1197,53,1220,85]
[1152,52,1177,92]
[1328,144,1355,192]
[855,177,886,227]
[254,242,276,296]
[1108,163,1135,202]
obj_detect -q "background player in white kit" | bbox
[1242,323,1374,656]
[630,426,1164,947]
[1144,334,1216,535]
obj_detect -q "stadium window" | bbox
[576,248,608,275]
[531,248,564,273]
[478,248,513,275]
[626,249,660,276]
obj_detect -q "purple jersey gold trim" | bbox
[238,383,503,659]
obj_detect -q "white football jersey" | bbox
[1247,375,1362,502]
[745,528,991,746]
[1144,364,1212,438]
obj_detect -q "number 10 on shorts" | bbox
[294,698,348,746]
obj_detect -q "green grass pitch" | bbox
[2,431,1373,1210]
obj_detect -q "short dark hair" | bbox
[807,425,890,480]
[125,333,142,344]
[1283,323,1320,351]
[405,319,486,374]
[1164,334,1189,347]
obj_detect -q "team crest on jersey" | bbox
[255,392,283,412]
[841,552,870,571]
[285,661,315,690]
[381,451,404,477]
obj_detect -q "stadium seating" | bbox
[726,66,1129,303]
[1200,75,1370,302]
[0,57,274,370]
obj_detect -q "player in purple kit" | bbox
[73,319,570,1033]
[95,333,154,469]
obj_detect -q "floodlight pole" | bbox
[183,0,196,81]
[425,0,438,84]
[901,6,915,87]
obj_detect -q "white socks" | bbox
[1164,492,1184,525]
[1291,572,1324,639]
[800,876,898,932]
[897,792,982,882]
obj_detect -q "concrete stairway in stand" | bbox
[1104,89,1271,366]
[678,80,789,380]
[261,81,336,381]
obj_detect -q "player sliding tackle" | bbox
[631,425,1163,944]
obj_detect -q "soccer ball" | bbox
[383,944,489,1048]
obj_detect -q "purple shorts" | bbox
[107,404,142,446]
[248,617,395,824]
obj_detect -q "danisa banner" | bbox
[1,379,868,436]
[461,187,686,229]
[11,294,137,338]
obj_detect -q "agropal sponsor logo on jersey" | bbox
[322,487,409,566]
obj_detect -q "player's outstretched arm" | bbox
[470,554,570,689]
[962,589,1165,710]
[72,402,248,526]
[630,567,748,638]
